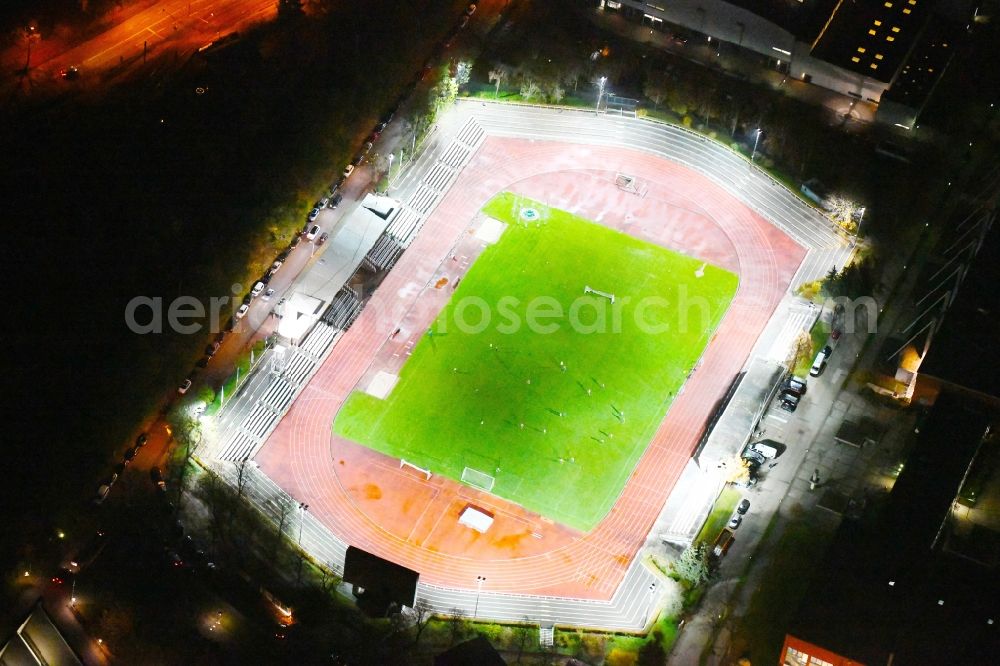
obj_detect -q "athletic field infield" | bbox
[334,193,737,530]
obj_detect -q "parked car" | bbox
[123,446,138,464]
[466,3,477,15]
[235,303,250,320]
[178,378,192,394]
[135,433,148,448]
[195,356,210,369]
[342,164,355,179]
[269,260,283,276]
[779,391,800,412]
[205,341,220,357]
[783,376,807,396]
[317,232,330,246]
[809,345,833,377]
[329,193,343,209]
[263,288,275,301]
[727,514,742,530]
[308,207,321,222]
[150,466,166,490]
[60,65,79,80]
[251,281,265,298]
[69,531,107,571]
[306,225,320,241]
[94,484,111,505]
[289,235,301,249]
[737,499,751,515]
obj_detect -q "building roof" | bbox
[0,603,83,666]
[434,635,506,666]
[787,393,1000,664]
[343,546,420,615]
[920,225,1000,399]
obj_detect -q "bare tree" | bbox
[643,71,670,110]
[447,607,467,646]
[489,67,508,99]
[410,599,434,647]
[519,79,542,101]
[550,83,566,105]
[512,618,536,664]
[827,195,863,230]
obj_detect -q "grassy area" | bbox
[793,319,831,377]
[695,487,741,545]
[335,193,737,530]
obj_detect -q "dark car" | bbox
[150,466,165,486]
[289,235,301,249]
[329,193,343,209]
[123,446,138,464]
[196,356,210,369]
[783,377,807,397]
[205,341,220,358]
[135,433,148,448]
[317,232,330,246]
[779,391,800,412]
[737,499,750,515]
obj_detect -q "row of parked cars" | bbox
[93,432,149,505]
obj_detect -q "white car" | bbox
[251,281,265,298]
[235,303,250,320]
[342,164,355,179]
[306,225,320,241]
[178,378,192,394]
[466,3,476,16]
[269,260,282,276]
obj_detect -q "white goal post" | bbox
[400,459,432,480]
[460,466,495,492]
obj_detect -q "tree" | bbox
[643,71,670,110]
[637,640,667,666]
[787,330,814,373]
[673,543,709,585]
[719,454,752,487]
[489,67,508,98]
[827,195,863,230]
[550,83,566,105]
[447,607,468,646]
[454,60,472,88]
[512,618,536,664]
[519,79,542,101]
[410,599,434,648]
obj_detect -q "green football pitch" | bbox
[334,192,737,531]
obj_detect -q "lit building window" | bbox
[884,1,893,7]
[928,67,934,72]
[870,63,878,69]
[942,43,948,47]
[857,47,867,53]
[903,7,911,13]
[869,29,877,35]
[909,0,917,4]
[875,53,884,60]
[874,20,883,26]
[852,56,861,62]
[887,35,895,41]
[892,26,901,32]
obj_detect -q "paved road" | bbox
[3,0,275,82]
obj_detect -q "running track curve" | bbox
[255,137,805,599]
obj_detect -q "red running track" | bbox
[255,137,805,599]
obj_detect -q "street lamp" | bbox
[750,128,763,162]
[596,76,607,114]
[473,575,486,619]
[23,25,39,73]
[387,152,395,190]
